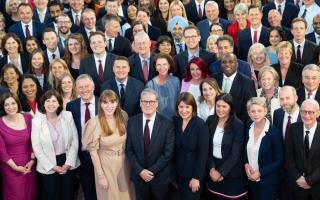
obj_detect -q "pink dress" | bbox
[0,113,36,200]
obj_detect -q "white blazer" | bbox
[31,111,80,174]
[256,87,281,123]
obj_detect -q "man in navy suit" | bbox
[262,0,299,28]
[56,14,73,49]
[237,5,269,61]
[185,0,207,25]
[100,56,144,116]
[104,14,132,57]
[128,32,156,84]
[65,0,84,28]
[290,18,318,65]
[33,0,52,24]
[8,3,44,42]
[126,88,175,200]
[274,86,301,200]
[267,9,293,40]
[306,14,320,45]
[168,16,188,55]
[213,53,256,122]
[174,25,216,79]
[197,1,230,48]
[209,35,251,78]
[286,99,320,200]
[42,28,64,64]
[66,74,98,200]
[79,31,117,96]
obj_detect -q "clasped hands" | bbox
[210,168,224,182]
[52,164,71,175]
[245,164,261,181]
[140,169,154,182]
[14,160,35,175]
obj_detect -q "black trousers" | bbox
[40,154,76,200]
[135,182,171,200]
[78,151,97,200]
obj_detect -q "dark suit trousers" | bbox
[278,169,293,200]
[249,180,277,200]
[78,151,97,200]
[40,154,77,200]
[292,186,318,200]
[135,182,170,200]
[177,177,202,200]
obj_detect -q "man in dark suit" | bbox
[174,25,216,79]
[65,0,84,28]
[100,56,144,117]
[79,31,117,96]
[168,16,188,55]
[267,9,293,40]
[262,0,299,28]
[104,14,132,57]
[213,53,256,122]
[297,64,320,106]
[47,0,64,33]
[185,0,207,25]
[306,14,320,45]
[290,18,318,65]
[197,1,230,48]
[33,0,52,24]
[42,28,64,64]
[66,74,98,200]
[286,99,320,200]
[128,32,156,84]
[273,85,301,200]
[209,35,251,78]
[8,3,44,42]
[126,88,175,200]
[237,5,269,61]
[56,14,74,49]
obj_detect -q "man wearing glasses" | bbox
[286,98,320,200]
[297,64,320,106]
[126,88,175,200]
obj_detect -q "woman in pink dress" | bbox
[0,92,36,200]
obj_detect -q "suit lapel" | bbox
[309,123,320,158]
[302,41,309,61]
[135,55,144,81]
[149,114,162,156]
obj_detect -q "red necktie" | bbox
[142,60,149,83]
[98,60,104,81]
[25,25,31,37]
[144,119,151,160]
[84,103,91,123]
[253,30,258,43]
[296,45,301,63]
[284,115,291,144]
[198,4,203,19]
[308,91,312,99]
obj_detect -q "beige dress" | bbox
[82,116,135,200]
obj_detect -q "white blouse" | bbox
[246,119,270,173]
[198,101,215,121]
[213,126,224,159]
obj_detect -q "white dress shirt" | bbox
[21,21,33,37]
[250,25,262,43]
[143,112,156,138]
[213,126,224,159]
[94,52,107,73]
[282,107,300,138]
[293,39,305,59]
[7,55,23,73]
[198,101,215,121]
[47,48,61,63]
[37,8,47,23]
[304,123,317,149]
[115,78,128,94]
[304,88,318,100]
[71,9,82,24]
[298,3,320,34]
[274,1,286,15]
[222,72,237,93]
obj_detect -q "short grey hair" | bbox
[280,85,297,97]
[205,1,219,10]
[140,88,158,100]
[302,64,320,77]
[301,99,320,110]
[134,31,150,42]
[76,74,94,85]
[234,3,248,15]
[246,97,267,111]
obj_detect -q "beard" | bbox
[282,103,295,113]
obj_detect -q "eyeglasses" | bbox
[141,100,157,105]
[211,29,223,32]
[301,110,318,115]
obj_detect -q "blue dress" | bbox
[266,47,278,65]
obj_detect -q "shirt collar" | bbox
[304,122,317,134]
[250,118,271,133]
[81,96,95,106]
[115,78,128,86]
[293,39,306,46]
[223,71,237,81]
[143,112,156,122]
[21,20,32,26]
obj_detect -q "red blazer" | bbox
[227,20,250,45]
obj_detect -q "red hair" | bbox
[183,57,209,82]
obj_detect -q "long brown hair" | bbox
[98,90,126,136]
[63,33,88,67]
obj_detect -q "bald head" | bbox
[301,99,320,129]
[268,9,282,27]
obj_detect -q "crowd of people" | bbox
[0,0,320,199]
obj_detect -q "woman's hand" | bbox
[189,178,200,193]
[245,164,254,180]
[209,168,221,182]
[98,174,109,190]
[52,166,63,173]
[24,160,35,173]
[250,170,261,181]
[59,165,71,175]
[14,166,29,174]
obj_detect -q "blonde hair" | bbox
[247,43,269,65]
[48,58,71,89]
[246,97,267,112]
[206,35,220,52]
[168,0,188,22]
[258,66,279,88]
[276,41,292,56]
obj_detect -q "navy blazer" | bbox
[174,48,216,80]
[214,72,257,122]
[245,122,284,186]
[65,10,83,29]
[174,116,209,180]
[100,77,144,117]
[66,97,99,149]
[77,26,103,53]
[32,9,52,24]
[79,53,117,96]
[272,62,303,89]
[306,32,318,44]
[0,86,9,94]
[112,35,132,57]
[184,0,207,25]
[43,47,65,64]
[237,26,270,61]
[0,54,29,73]
[126,112,175,185]
[124,25,161,42]
[296,86,320,106]
[290,39,318,65]
[197,18,231,48]
[262,2,299,28]
[8,21,44,42]
[128,53,156,83]
[273,108,302,138]
[209,59,251,78]
[207,116,246,178]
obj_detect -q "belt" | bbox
[101,149,124,156]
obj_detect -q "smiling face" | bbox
[5,37,19,54]
[42,31,58,51]
[100,98,118,117]
[277,47,292,65]
[260,71,276,91]
[90,34,106,56]
[215,99,231,120]
[171,4,183,17]
[18,5,33,24]
[140,92,158,118]
[44,95,60,114]
[302,69,320,92]
[190,63,202,81]
[159,0,169,13]
[67,38,81,55]
[184,28,200,50]
[51,61,65,78]
[31,52,44,70]
[113,59,130,82]
[221,54,237,77]
[25,39,39,54]
[178,100,193,120]
[3,97,19,116]
[251,49,266,66]
[127,5,137,21]
[201,82,217,102]
[76,78,94,102]
[61,76,73,94]
[269,29,282,47]
[279,87,297,113]
[155,58,170,76]
[22,78,37,100]
[3,67,19,85]
[158,41,172,55]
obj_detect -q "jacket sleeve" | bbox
[64,112,79,168]
[286,125,302,182]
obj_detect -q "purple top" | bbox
[47,116,66,156]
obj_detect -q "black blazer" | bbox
[273,108,302,138]
[0,54,29,73]
[207,116,246,178]
[296,86,320,106]
[286,122,320,198]
[214,72,257,122]
[184,0,207,25]
[65,10,83,28]
[306,32,318,44]
[174,48,216,79]
[66,97,99,149]
[262,2,299,28]
[237,26,270,61]
[290,40,318,65]
[112,35,132,57]
[124,25,161,42]
[0,86,9,94]
[126,112,175,185]
[128,53,156,83]
[32,9,52,24]
[272,62,303,89]
[174,116,209,180]
[100,77,144,117]
[79,53,117,96]
[43,47,65,64]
